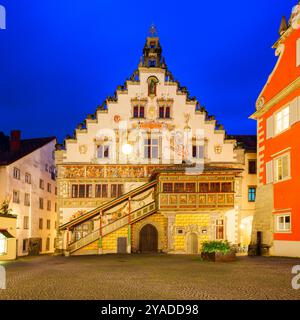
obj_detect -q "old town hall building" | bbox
[55,30,257,256]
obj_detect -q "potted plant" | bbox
[201,241,236,262]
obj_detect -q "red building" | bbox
[251,2,300,257]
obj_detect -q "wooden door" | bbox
[139,224,158,253]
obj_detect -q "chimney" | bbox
[10,130,21,152]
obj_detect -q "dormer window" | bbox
[159,106,171,119]
[97,145,110,159]
[133,106,145,118]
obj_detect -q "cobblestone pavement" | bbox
[0,254,300,300]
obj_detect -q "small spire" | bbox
[279,16,288,35]
[149,24,158,37]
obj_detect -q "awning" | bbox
[0,230,14,238]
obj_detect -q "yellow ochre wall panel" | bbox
[174,214,210,251]
[102,226,128,251]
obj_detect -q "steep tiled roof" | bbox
[0,132,56,165]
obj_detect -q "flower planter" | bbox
[201,251,236,262]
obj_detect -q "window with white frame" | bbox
[13,167,20,180]
[13,190,20,204]
[97,145,110,159]
[276,214,291,232]
[274,153,290,182]
[192,145,204,159]
[25,173,31,184]
[0,233,7,255]
[275,106,290,134]
[24,193,30,206]
[144,138,159,159]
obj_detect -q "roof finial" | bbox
[149,24,158,37]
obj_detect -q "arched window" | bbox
[147,76,158,96]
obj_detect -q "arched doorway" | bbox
[139,224,158,253]
[187,233,198,254]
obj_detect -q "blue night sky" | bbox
[0,0,297,142]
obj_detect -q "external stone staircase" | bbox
[60,180,158,254]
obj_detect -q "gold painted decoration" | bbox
[114,115,121,123]
[86,166,104,178]
[70,210,87,221]
[65,166,85,178]
[214,145,222,154]
[79,145,88,154]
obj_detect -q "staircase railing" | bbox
[60,180,157,231]
[67,201,157,253]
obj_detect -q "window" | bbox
[55,187,57,195]
[149,41,156,49]
[276,214,291,232]
[248,187,256,202]
[148,59,156,67]
[163,183,173,193]
[186,183,196,193]
[55,203,57,212]
[47,200,51,211]
[174,183,185,193]
[45,164,48,172]
[95,184,108,198]
[97,145,110,159]
[0,233,7,255]
[13,167,20,180]
[192,145,204,159]
[159,106,171,119]
[39,197,44,210]
[25,173,31,184]
[199,183,209,193]
[111,184,123,198]
[39,179,44,190]
[144,138,159,159]
[24,193,30,206]
[248,160,257,174]
[47,220,51,230]
[275,106,290,134]
[39,218,43,230]
[210,183,220,193]
[133,106,145,118]
[13,190,20,204]
[22,239,29,252]
[274,154,290,182]
[222,183,233,193]
[72,185,92,198]
[46,237,50,251]
[23,216,29,229]
[47,183,51,193]
[215,220,224,240]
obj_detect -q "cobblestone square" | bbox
[0,254,299,300]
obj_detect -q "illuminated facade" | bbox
[250,3,300,257]
[56,31,257,255]
[0,131,57,257]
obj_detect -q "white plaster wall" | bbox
[0,140,57,256]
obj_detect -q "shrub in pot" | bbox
[201,241,236,262]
